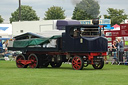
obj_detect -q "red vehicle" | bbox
[104,24,128,51]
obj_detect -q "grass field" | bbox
[0,61,128,85]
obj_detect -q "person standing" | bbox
[2,42,7,53]
[117,38,124,62]
[111,40,118,64]
[2,41,9,61]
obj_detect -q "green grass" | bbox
[0,61,128,85]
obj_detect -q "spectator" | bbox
[2,42,7,53]
[117,38,124,62]
[111,40,118,64]
[3,41,9,61]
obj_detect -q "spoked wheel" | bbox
[72,56,84,70]
[50,55,62,68]
[16,54,27,68]
[92,58,104,69]
[28,54,38,68]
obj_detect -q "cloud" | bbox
[99,0,128,13]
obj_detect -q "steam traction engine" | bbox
[9,24,108,70]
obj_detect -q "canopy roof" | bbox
[14,32,44,40]
[56,20,80,30]
[0,27,8,31]
[112,24,120,28]
[13,35,61,48]
[57,20,80,26]
[0,38,10,40]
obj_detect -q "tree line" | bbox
[0,0,128,25]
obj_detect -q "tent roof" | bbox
[112,24,120,28]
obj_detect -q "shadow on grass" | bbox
[1,66,97,71]
[0,65,109,71]
[26,66,98,71]
[0,61,110,71]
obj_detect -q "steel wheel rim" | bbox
[28,54,38,68]
[72,57,82,70]
[16,55,25,68]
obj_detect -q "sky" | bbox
[0,0,128,23]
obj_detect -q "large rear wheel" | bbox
[16,54,27,68]
[72,56,84,70]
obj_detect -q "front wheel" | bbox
[92,58,104,69]
[72,56,84,70]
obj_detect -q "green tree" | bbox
[72,0,100,20]
[72,7,88,20]
[0,15,4,23]
[10,5,39,23]
[104,8,128,25]
[44,6,66,20]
